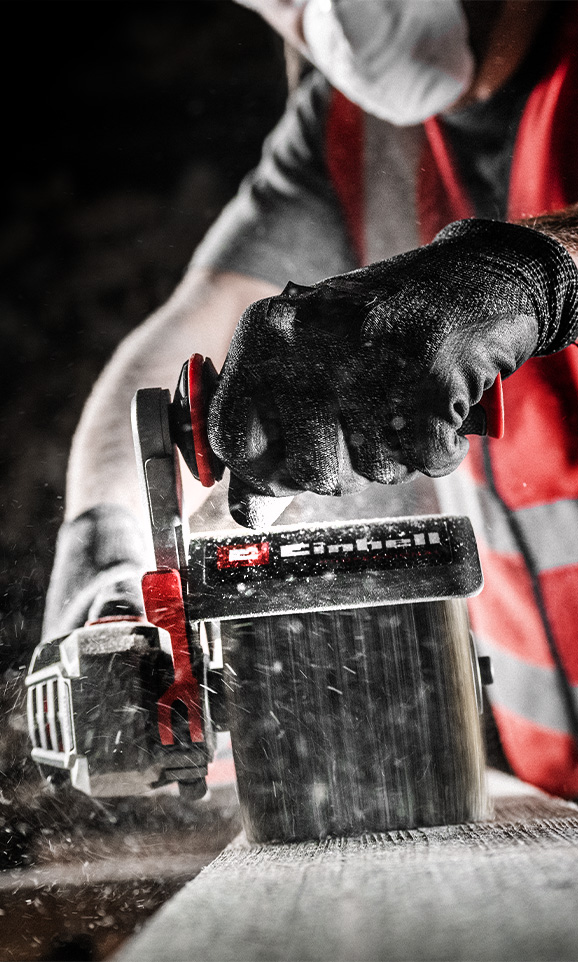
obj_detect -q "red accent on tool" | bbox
[217,542,271,570]
[141,568,204,745]
[188,353,216,488]
[479,373,505,439]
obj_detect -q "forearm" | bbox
[65,267,280,523]
[522,203,578,268]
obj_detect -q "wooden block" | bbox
[223,601,487,842]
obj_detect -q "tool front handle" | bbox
[175,356,505,488]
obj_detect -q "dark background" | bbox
[0,1,286,674]
[0,4,286,957]
[0,0,287,898]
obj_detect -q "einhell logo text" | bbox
[279,531,441,559]
[215,531,441,570]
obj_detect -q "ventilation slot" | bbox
[28,678,73,756]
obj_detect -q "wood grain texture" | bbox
[114,775,578,962]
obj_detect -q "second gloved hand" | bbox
[208,219,578,527]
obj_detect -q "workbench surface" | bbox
[114,772,578,962]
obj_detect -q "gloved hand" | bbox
[42,504,148,641]
[208,219,578,527]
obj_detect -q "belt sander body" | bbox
[26,359,495,842]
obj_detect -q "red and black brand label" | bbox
[216,542,270,569]
[202,520,452,587]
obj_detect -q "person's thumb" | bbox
[227,473,293,529]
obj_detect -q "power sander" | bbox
[26,354,501,842]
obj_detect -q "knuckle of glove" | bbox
[352,444,417,485]
[406,417,468,478]
[285,439,345,496]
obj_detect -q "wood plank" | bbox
[113,772,578,962]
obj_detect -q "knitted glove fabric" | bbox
[208,219,578,527]
[42,504,148,641]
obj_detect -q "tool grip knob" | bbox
[170,353,224,487]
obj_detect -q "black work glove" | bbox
[208,219,578,527]
[42,504,147,641]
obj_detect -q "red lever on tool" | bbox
[142,567,204,745]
